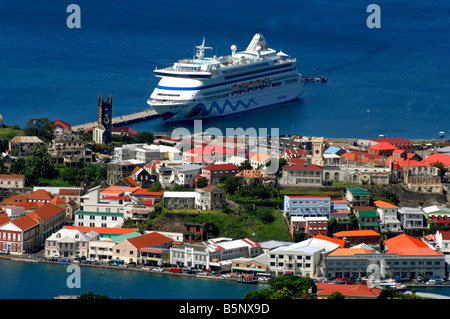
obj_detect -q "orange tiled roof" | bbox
[373,200,398,209]
[27,203,65,222]
[334,230,380,237]
[11,215,38,230]
[316,283,381,298]
[383,234,428,249]
[327,248,374,257]
[0,174,24,180]
[50,196,66,205]
[312,234,346,248]
[127,232,173,250]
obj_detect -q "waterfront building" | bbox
[113,232,173,264]
[333,230,381,246]
[283,195,331,218]
[231,254,269,277]
[397,207,425,231]
[0,215,39,254]
[44,228,99,259]
[325,247,379,280]
[381,234,445,279]
[268,243,323,277]
[357,137,414,152]
[170,237,261,270]
[0,174,25,189]
[267,235,342,277]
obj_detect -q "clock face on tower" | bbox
[103,108,110,124]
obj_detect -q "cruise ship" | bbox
[147,33,305,122]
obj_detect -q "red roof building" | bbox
[0,215,40,254]
[199,163,239,184]
[316,283,381,299]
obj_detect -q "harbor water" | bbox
[1,0,449,139]
[0,258,263,299]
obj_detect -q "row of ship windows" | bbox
[224,63,294,80]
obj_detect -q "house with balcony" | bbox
[374,200,402,233]
[397,207,425,231]
[279,161,323,187]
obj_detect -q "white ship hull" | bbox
[148,78,304,122]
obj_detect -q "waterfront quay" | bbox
[71,108,159,132]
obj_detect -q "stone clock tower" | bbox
[311,137,324,167]
[96,94,112,144]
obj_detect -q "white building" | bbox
[80,185,130,215]
[173,164,204,187]
[45,228,99,258]
[374,200,402,233]
[398,207,425,230]
[284,195,331,218]
[268,236,341,277]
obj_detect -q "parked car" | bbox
[119,264,128,268]
[152,267,163,272]
[35,256,46,261]
[60,259,71,263]
[82,260,91,265]
[198,272,208,276]
[170,267,182,273]
[73,259,81,263]
[141,266,151,271]
[49,258,58,262]
[426,279,437,285]
[0,250,10,255]
[93,262,103,266]
[128,262,137,266]
[221,274,231,278]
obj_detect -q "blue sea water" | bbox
[0,0,449,139]
[0,258,262,299]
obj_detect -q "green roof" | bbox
[359,222,379,227]
[113,232,142,242]
[357,211,378,218]
[347,187,370,195]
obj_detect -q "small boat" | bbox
[237,275,258,284]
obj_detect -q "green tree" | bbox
[243,288,272,300]
[23,144,58,185]
[238,160,252,171]
[328,291,345,299]
[78,291,110,299]
[196,177,208,188]
[223,176,242,195]
[134,131,154,144]
[24,118,54,142]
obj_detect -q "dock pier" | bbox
[72,109,160,132]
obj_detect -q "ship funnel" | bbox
[246,33,268,53]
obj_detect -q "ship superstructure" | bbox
[148,33,304,121]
